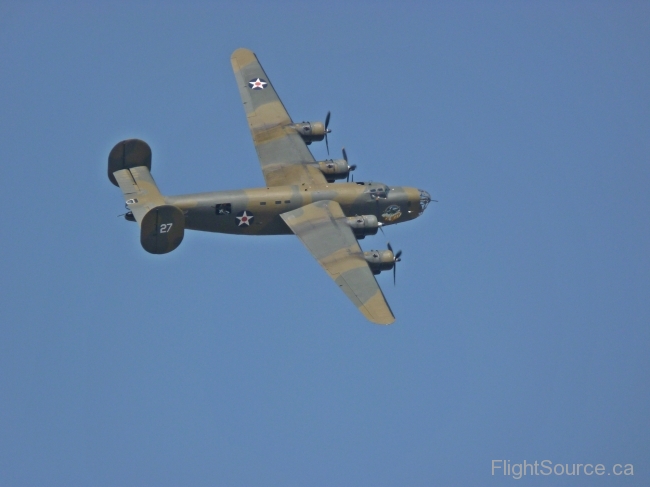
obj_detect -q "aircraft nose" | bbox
[418,189,432,214]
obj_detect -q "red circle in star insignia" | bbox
[236,210,255,227]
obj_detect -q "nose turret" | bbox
[401,187,431,220]
[418,189,432,214]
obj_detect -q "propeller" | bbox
[342,147,357,182]
[324,111,331,154]
[387,242,402,285]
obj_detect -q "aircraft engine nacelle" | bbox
[140,205,185,254]
[363,250,396,275]
[291,121,327,144]
[317,159,349,181]
[345,215,381,239]
[108,139,152,186]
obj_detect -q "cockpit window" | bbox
[366,185,388,199]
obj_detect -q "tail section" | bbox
[108,139,152,186]
[139,204,184,254]
[109,139,184,254]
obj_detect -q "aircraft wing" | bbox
[113,166,165,225]
[281,200,395,325]
[231,48,328,187]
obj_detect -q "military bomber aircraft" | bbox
[109,48,431,324]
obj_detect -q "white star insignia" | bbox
[248,78,267,90]
[236,210,254,226]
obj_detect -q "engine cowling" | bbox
[291,121,327,144]
[317,159,349,182]
[364,250,396,275]
[345,215,381,239]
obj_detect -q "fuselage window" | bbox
[215,203,232,215]
[275,201,281,204]
[260,202,266,205]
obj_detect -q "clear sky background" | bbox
[1,2,648,486]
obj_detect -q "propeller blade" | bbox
[342,149,357,180]
[386,242,402,286]
[324,112,331,155]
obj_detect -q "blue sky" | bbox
[0,2,648,485]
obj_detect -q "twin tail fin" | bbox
[109,139,184,254]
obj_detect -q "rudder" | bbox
[108,139,152,186]
[140,205,185,254]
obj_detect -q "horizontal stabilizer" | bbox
[113,166,165,224]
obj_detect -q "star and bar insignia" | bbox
[236,210,254,226]
[248,78,267,90]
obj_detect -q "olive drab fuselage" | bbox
[166,182,424,236]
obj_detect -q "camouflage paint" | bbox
[281,200,395,324]
[109,48,431,325]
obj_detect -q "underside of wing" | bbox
[231,48,327,187]
[281,200,395,325]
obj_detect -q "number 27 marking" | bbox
[160,223,173,233]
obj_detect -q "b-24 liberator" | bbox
[108,48,431,324]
